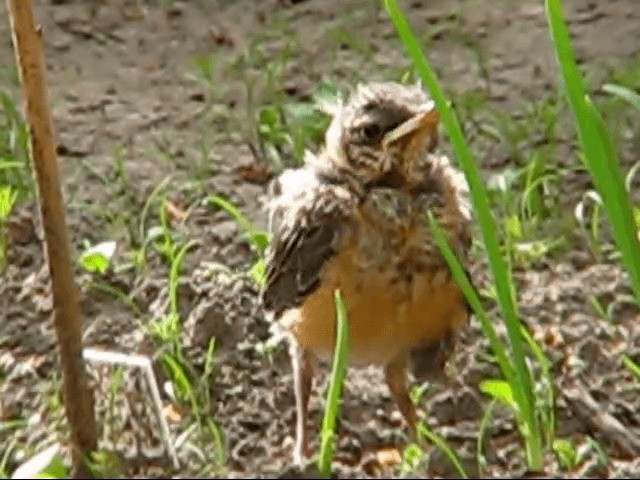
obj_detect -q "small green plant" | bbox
[225,34,297,168]
[0,89,33,271]
[152,338,226,477]
[521,326,557,447]
[486,161,564,269]
[85,450,124,478]
[104,367,125,447]
[0,418,26,478]
[0,185,18,269]
[76,237,146,317]
[399,443,426,476]
[256,104,293,170]
[77,240,117,275]
[552,438,579,471]
[143,193,198,388]
[409,383,428,406]
[589,294,613,324]
[417,422,469,478]
[125,189,227,476]
[148,248,195,365]
[286,99,334,163]
[205,195,269,285]
[254,80,340,169]
[186,53,220,105]
[224,34,341,171]
[575,190,606,260]
[519,151,560,223]
[479,95,562,171]
[552,436,608,472]
[575,160,640,262]
[0,90,33,201]
[396,422,469,478]
[317,290,350,477]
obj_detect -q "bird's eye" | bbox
[357,123,382,143]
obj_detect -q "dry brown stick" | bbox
[563,382,640,458]
[6,1,98,477]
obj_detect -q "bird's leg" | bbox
[290,341,313,467]
[409,329,456,385]
[385,355,418,441]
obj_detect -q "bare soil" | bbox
[1,0,640,478]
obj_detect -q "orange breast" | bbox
[285,240,469,366]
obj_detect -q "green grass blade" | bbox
[622,355,640,381]
[428,214,516,387]
[384,0,541,468]
[603,84,640,112]
[207,418,227,468]
[0,158,24,169]
[587,97,640,298]
[317,289,350,477]
[0,419,27,434]
[169,240,198,317]
[545,0,640,302]
[477,399,497,477]
[417,422,469,479]
[206,195,268,257]
[521,325,556,445]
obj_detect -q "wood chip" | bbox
[375,447,403,467]
[162,403,184,424]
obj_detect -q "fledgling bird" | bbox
[260,81,475,466]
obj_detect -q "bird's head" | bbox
[320,81,440,187]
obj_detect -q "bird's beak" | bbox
[382,101,439,154]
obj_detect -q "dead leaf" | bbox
[162,403,184,424]
[235,163,274,184]
[535,325,564,348]
[375,447,403,467]
[143,63,160,73]
[164,199,187,224]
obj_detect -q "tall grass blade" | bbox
[545,0,640,301]
[384,0,541,469]
[428,214,516,386]
[318,290,350,477]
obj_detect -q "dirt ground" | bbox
[1,0,640,478]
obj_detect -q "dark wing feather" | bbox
[261,220,341,319]
[260,176,354,320]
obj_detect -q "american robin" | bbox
[260,81,474,466]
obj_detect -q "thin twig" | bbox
[563,382,640,458]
